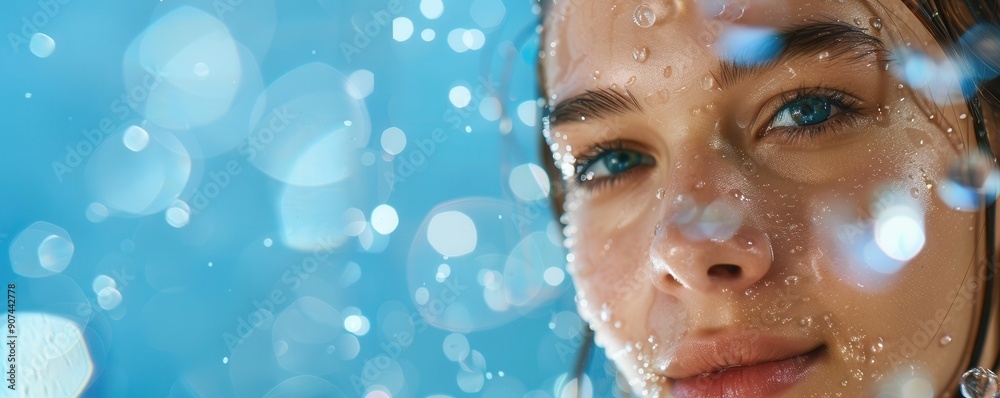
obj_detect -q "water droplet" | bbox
[841,380,849,387]
[625,75,637,86]
[870,17,883,30]
[701,75,716,90]
[852,369,864,381]
[799,317,813,328]
[939,335,952,346]
[633,4,656,28]
[910,187,919,198]
[785,275,799,285]
[695,181,706,189]
[960,113,968,120]
[663,66,673,78]
[613,321,622,328]
[960,367,999,398]
[656,188,666,199]
[633,47,648,62]
[592,69,601,80]
[600,304,610,322]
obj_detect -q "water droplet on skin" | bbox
[614,321,622,328]
[939,335,952,346]
[960,367,999,398]
[592,69,601,80]
[701,75,716,90]
[633,47,648,62]
[695,181,706,189]
[656,188,666,199]
[633,4,656,28]
[625,75,637,86]
[663,66,672,78]
[785,275,799,285]
[841,380,849,387]
[818,51,831,61]
[799,317,813,328]
[960,113,968,120]
[852,369,864,381]
[870,17,883,30]
[600,304,610,322]
[911,187,919,198]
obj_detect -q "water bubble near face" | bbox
[10,221,75,278]
[633,4,656,28]
[29,33,56,58]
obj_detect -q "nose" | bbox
[648,146,773,295]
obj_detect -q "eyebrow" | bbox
[547,21,886,127]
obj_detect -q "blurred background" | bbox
[0,0,623,396]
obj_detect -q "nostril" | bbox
[707,264,742,280]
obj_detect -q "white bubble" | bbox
[371,204,399,235]
[458,370,485,393]
[420,0,444,19]
[427,211,477,257]
[24,93,32,99]
[875,205,925,263]
[381,127,407,155]
[436,263,452,282]
[122,125,150,152]
[449,85,472,108]
[470,0,506,28]
[92,274,117,293]
[902,377,934,398]
[543,267,565,286]
[517,100,539,127]
[344,315,365,334]
[479,97,502,121]
[97,287,123,310]
[165,201,191,228]
[415,287,429,305]
[443,333,470,361]
[10,221,74,278]
[193,62,210,77]
[448,29,469,53]
[421,29,436,41]
[551,311,582,339]
[20,313,93,396]
[347,69,375,100]
[264,238,273,247]
[29,33,56,58]
[339,262,362,287]
[86,203,109,223]
[279,184,353,252]
[462,29,486,51]
[393,17,414,42]
[223,356,229,364]
[509,163,551,202]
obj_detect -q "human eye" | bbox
[760,87,864,144]
[573,140,655,191]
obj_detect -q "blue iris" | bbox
[581,149,648,180]
[773,96,834,127]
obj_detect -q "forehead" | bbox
[540,0,898,100]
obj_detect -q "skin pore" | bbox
[541,0,999,397]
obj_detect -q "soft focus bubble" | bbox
[449,85,472,108]
[409,198,558,331]
[165,200,191,228]
[683,199,743,241]
[902,376,935,398]
[443,333,470,362]
[334,333,361,361]
[85,203,109,223]
[358,224,391,253]
[716,25,782,67]
[543,267,565,286]
[895,49,967,105]
[381,127,407,155]
[479,97,502,121]
[150,0,276,61]
[874,205,925,262]
[427,211,478,257]
[122,6,242,129]
[415,287,430,305]
[344,314,370,336]
[937,151,1000,211]
[249,62,369,186]
[555,374,593,398]
[262,375,348,398]
[85,125,191,216]
[29,32,56,58]
[422,29,436,41]
[960,367,999,398]
[19,313,94,397]
[420,0,444,19]
[517,100,539,127]
[960,23,1000,81]
[462,29,486,51]
[363,358,405,395]
[92,274,117,293]
[339,262,362,288]
[504,232,563,306]
[278,183,354,252]
[347,69,375,100]
[470,0,505,28]
[508,163,551,202]
[343,208,368,237]
[271,296,344,374]
[458,369,486,393]
[122,125,151,152]
[550,311,582,339]
[97,287,124,310]
[392,17,414,42]
[448,29,469,53]
[371,204,399,235]
[10,221,74,277]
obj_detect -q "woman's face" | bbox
[542,0,990,396]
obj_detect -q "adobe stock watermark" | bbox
[341,0,403,63]
[221,236,340,353]
[350,277,468,395]
[6,0,72,54]
[51,69,164,182]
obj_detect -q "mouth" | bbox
[667,337,825,398]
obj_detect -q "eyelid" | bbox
[753,86,866,140]
[569,139,656,193]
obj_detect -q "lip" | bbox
[665,332,824,398]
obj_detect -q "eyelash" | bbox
[569,86,865,193]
